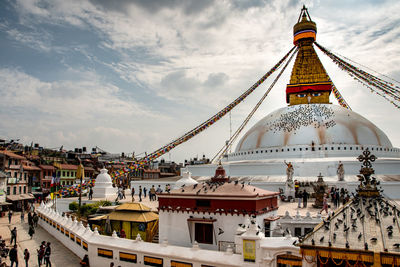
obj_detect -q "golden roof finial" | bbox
[286,7,332,105]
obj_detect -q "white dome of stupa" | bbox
[235,104,392,153]
[95,168,113,185]
[174,171,198,189]
[93,168,117,199]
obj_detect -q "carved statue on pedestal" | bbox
[337,161,345,181]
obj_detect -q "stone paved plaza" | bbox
[0,208,80,267]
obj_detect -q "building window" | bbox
[19,187,22,194]
[24,186,26,194]
[13,187,16,195]
[196,199,211,208]
[62,181,65,186]
[194,223,213,244]
[294,227,302,237]
[66,172,69,177]
[14,172,17,178]
[24,173,27,180]
[62,171,65,177]
[7,187,10,195]
[264,221,271,237]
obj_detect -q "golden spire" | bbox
[286,6,332,105]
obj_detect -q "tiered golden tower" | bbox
[286,6,333,105]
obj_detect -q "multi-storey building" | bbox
[54,163,78,186]
[39,164,56,191]
[0,150,34,210]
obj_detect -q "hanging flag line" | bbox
[212,47,299,163]
[316,42,400,95]
[110,46,297,179]
[331,83,351,110]
[332,50,400,86]
[315,42,400,109]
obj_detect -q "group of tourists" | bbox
[116,187,126,200]
[37,241,52,267]
[330,187,350,208]
[296,190,310,208]
[130,184,166,202]
[4,208,52,267]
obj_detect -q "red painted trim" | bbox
[187,218,217,223]
[286,83,332,94]
[158,196,279,216]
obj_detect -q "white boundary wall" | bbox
[37,203,302,267]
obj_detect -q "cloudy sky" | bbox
[1,0,400,163]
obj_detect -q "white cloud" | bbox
[2,0,400,162]
[0,68,169,153]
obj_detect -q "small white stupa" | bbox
[173,170,198,189]
[93,168,118,199]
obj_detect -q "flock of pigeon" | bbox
[264,104,336,134]
[158,181,273,216]
[302,194,400,252]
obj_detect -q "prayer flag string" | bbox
[315,42,400,109]
[110,46,297,179]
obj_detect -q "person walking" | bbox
[88,187,93,200]
[9,244,18,267]
[44,242,51,267]
[131,187,135,202]
[335,190,340,208]
[28,212,33,227]
[138,186,142,202]
[33,213,38,227]
[150,185,156,201]
[122,188,126,199]
[24,248,30,267]
[321,193,329,214]
[37,241,45,266]
[28,225,35,239]
[297,190,302,208]
[10,227,17,245]
[8,210,12,224]
[302,190,309,208]
[143,187,147,198]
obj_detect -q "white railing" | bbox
[37,203,244,267]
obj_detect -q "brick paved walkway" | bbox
[0,210,80,267]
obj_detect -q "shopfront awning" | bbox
[7,193,35,201]
[0,202,12,206]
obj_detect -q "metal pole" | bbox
[78,157,82,220]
